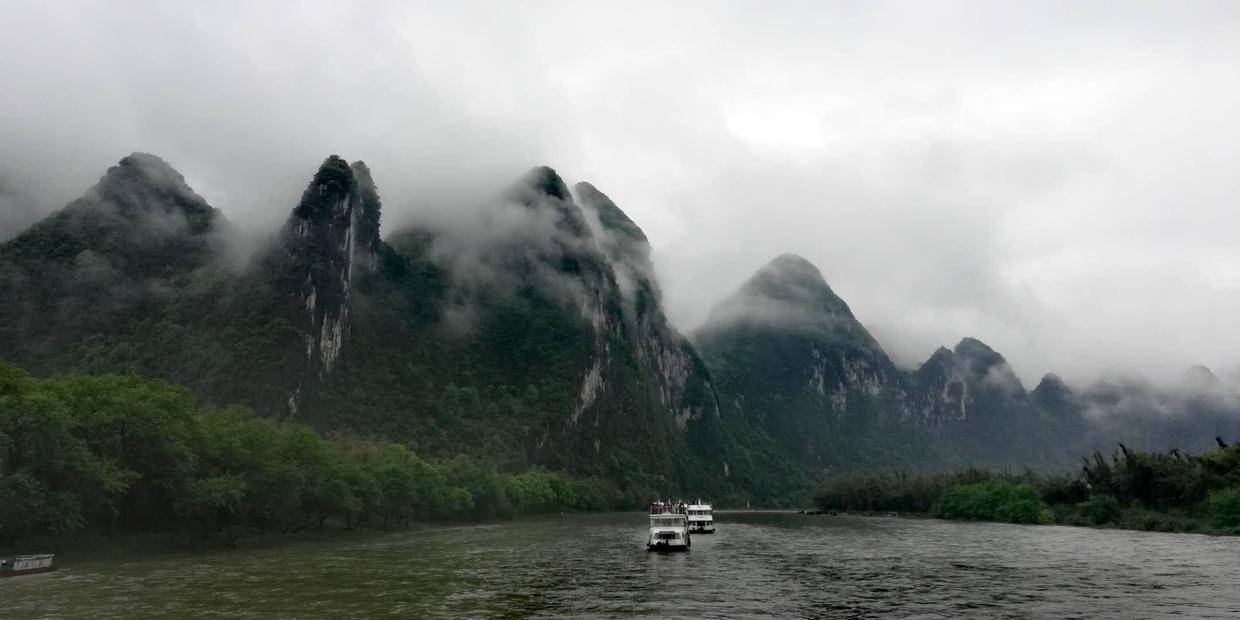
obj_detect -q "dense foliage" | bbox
[813,468,1001,514]
[934,482,1053,524]
[0,363,630,546]
[815,442,1240,534]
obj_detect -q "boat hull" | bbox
[0,566,56,578]
[2,554,56,577]
[647,542,690,552]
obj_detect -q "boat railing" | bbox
[648,502,689,515]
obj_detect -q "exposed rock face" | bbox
[695,255,1083,466]
[497,171,723,455]
[912,346,969,426]
[694,254,909,464]
[504,167,617,438]
[576,182,719,429]
[337,166,730,487]
[277,156,381,413]
[911,337,1031,429]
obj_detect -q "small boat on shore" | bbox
[647,501,691,552]
[0,554,56,577]
[687,500,715,534]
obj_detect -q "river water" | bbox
[4,511,1240,618]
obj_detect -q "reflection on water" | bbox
[5,511,1240,618]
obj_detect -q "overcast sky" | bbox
[2,1,1239,386]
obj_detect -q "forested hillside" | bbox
[0,153,806,510]
[2,152,1237,523]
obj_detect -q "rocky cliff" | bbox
[275,156,381,414]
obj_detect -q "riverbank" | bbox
[0,365,641,551]
[2,521,418,563]
[800,504,1240,536]
[814,443,1240,536]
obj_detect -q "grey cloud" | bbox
[404,169,611,332]
[2,1,1240,386]
[0,175,47,242]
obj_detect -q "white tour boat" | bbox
[687,500,715,534]
[646,501,691,552]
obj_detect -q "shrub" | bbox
[1075,494,1122,526]
[1206,488,1240,529]
[935,482,1051,524]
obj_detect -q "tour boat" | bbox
[646,501,691,552]
[0,554,56,577]
[687,500,715,534]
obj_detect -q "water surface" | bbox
[4,511,1240,618]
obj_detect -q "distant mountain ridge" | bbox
[694,253,1240,469]
[1,152,1235,502]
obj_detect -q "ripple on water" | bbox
[5,513,1240,618]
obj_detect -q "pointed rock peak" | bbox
[1033,373,1071,396]
[954,336,996,355]
[700,253,883,354]
[517,165,571,201]
[765,254,824,280]
[283,155,385,253]
[740,254,849,315]
[504,165,590,239]
[110,152,187,188]
[311,154,354,192]
[1035,372,1068,389]
[290,155,360,222]
[953,337,1026,394]
[1032,373,1077,413]
[574,182,647,243]
[953,337,1006,366]
[89,152,212,217]
[3,153,221,268]
[917,346,958,375]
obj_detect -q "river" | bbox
[4,511,1240,618]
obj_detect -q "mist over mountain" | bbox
[2,151,1238,505]
[0,153,813,504]
[694,253,1240,469]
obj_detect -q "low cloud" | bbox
[2,2,1239,387]
[398,170,610,331]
